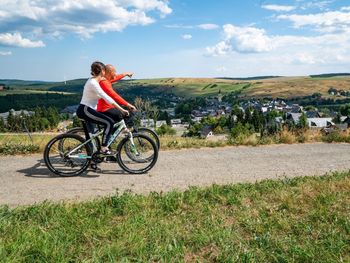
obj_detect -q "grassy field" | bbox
[243,76,350,98]
[120,76,350,99]
[127,78,252,97]
[2,75,350,99]
[0,171,349,262]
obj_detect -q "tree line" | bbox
[185,106,308,138]
[0,107,61,132]
[0,93,81,112]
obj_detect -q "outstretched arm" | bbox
[110,72,133,83]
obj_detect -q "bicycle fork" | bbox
[128,131,140,156]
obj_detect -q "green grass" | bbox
[0,134,55,155]
[125,78,252,97]
[1,129,350,155]
[0,171,349,262]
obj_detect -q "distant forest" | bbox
[0,93,81,112]
[309,73,350,78]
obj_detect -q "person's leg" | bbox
[103,108,123,123]
[82,106,114,148]
[103,108,131,134]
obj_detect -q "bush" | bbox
[0,143,39,155]
[322,131,350,143]
[229,123,254,144]
[156,124,176,136]
[278,129,296,144]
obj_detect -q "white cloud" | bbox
[165,24,193,29]
[197,24,219,30]
[0,51,11,56]
[208,24,273,54]
[301,1,334,11]
[118,0,172,17]
[165,23,219,30]
[277,11,350,28]
[277,10,350,32]
[261,5,296,12]
[0,32,45,48]
[341,6,350,11]
[205,20,350,73]
[0,0,172,45]
[182,34,192,40]
[206,41,231,56]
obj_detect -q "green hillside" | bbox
[1,75,350,100]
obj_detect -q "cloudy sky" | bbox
[0,0,349,81]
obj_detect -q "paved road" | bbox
[1,143,350,207]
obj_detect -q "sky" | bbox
[0,0,350,81]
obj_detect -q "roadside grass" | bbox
[0,171,349,262]
[0,134,55,155]
[0,129,350,154]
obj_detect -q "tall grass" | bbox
[1,171,349,262]
[0,134,55,155]
[0,129,349,155]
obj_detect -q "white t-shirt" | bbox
[80,78,115,109]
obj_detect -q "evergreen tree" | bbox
[297,112,309,130]
[232,105,244,123]
[0,117,5,132]
[252,109,264,132]
[244,107,253,125]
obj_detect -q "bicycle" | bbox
[65,125,160,152]
[44,119,158,176]
[62,112,160,163]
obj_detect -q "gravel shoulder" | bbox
[1,143,350,207]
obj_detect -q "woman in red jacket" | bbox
[96,64,136,123]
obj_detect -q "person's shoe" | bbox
[100,147,113,155]
[105,156,118,162]
[90,163,102,173]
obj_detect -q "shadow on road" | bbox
[17,159,127,178]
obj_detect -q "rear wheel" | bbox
[64,127,101,152]
[44,134,92,176]
[136,127,160,151]
[117,133,158,174]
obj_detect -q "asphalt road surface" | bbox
[1,143,350,207]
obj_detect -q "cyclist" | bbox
[96,64,137,124]
[76,61,129,155]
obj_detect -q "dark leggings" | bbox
[76,104,114,147]
[102,108,135,127]
[102,108,123,123]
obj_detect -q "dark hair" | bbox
[91,61,105,77]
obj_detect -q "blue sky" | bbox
[0,0,350,81]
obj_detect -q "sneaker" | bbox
[105,156,118,162]
[90,163,102,173]
[100,147,113,155]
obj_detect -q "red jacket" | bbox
[96,74,129,112]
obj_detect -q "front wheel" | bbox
[117,133,158,174]
[136,127,160,151]
[44,134,92,176]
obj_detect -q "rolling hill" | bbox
[1,74,350,100]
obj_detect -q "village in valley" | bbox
[1,85,349,141]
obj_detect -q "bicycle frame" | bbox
[66,119,136,159]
